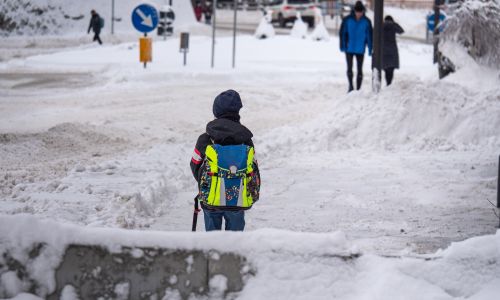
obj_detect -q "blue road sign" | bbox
[427,13,446,32]
[132,4,159,33]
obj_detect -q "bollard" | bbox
[180,32,189,66]
[140,34,152,68]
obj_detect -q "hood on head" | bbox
[213,90,243,118]
[354,1,365,12]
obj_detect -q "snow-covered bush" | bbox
[440,0,500,68]
[311,8,329,41]
[0,0,66,36]
[255,10,275,39]
[290,12,307,39]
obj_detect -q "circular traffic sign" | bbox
[132,4,159,33]
[427,13,446,32]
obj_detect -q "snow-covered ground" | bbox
[1,4,500,300]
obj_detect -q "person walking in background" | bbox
[87,10,103,45]
[382,15,404,86]
[190,90,260,231]
[203,2,213,25]
[194,2,203,22]
[339,1,373,92]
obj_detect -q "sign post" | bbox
[427,12,445,44]
[111,0,115,35]
[433,0,441,64]
[372,0,384,93]
[180,32,189,66]
[131,4,159,68]
[211,0,217,68]
[140,37,152,68]
[232,0,237,69]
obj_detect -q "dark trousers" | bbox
[385,68,395,86]
[203,209,245,231]
[346,53,364,92]
[93,32,102,45]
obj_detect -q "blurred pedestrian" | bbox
[194,2,203,22]
[87,10,103,45]
[382,15,404,86]
[339,1,373,92]
[204,2,213,25]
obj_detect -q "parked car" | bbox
[216,0,243,9]
[265,0,318,28]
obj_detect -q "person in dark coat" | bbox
[339,1,373,92]
[382,15,404,86]
[190,90,260,231]
[87,10,102,45]
[194,2,203,22]
[203,2,213,24]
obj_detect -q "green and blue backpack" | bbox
[198,144,260,209]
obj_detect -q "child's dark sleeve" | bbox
[190,133,211,182]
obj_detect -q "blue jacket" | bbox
[339,13,373,55]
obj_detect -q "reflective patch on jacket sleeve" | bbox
[191,148,202,165]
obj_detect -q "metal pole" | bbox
[111,0,115,35]
[232,0,237,68]
[184,51,187,66]
[211,0,217,68]
[497,155,500,208]
[426,14,429,43]
[433,0,440,64]
[144,33,147,69]
[372,0,383,93]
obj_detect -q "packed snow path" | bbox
[1,34,499,255]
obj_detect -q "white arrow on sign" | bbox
[135,8,153,27]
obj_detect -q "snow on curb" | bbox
[1,216,499,299]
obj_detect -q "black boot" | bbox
[347,72,354,93]
[356,74,363,90]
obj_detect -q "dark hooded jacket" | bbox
[382,20,404,69]
[88,14,101,34]
[190,112,256,183]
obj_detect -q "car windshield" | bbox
[288,0,313,4]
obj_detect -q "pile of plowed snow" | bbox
[0,215,499,299]
[257,78,500,159]
[0,123,131,196]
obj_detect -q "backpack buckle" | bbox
[229,165,237,174]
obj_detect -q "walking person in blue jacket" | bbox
[339,1,373,92]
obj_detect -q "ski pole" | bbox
[192,196,201,232]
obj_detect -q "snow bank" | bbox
[0,216,499,299]
[311,8,330,42]
[257,76,500,157]
[0,215,353,298]
[254,11,275,39]
[290,13,307,39]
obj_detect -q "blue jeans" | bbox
[203,210,245,231]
